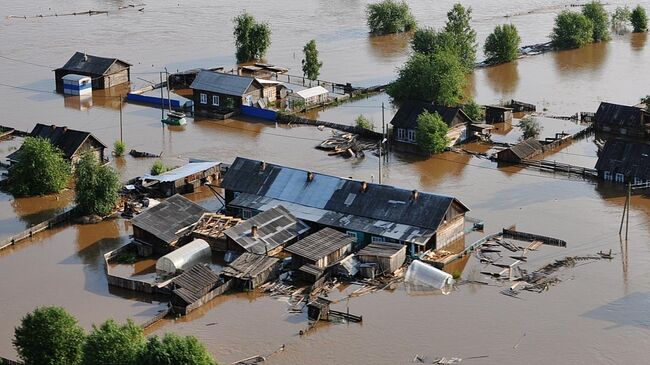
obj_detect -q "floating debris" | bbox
[316,131,376,158]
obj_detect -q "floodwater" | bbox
[1,0,650,363]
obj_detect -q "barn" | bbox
[55,52,131,93]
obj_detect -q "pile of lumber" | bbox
[316,132,376,158]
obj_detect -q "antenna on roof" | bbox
[83,51,88,62]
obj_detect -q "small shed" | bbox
[55,52,131,93]
[140,161,221,197]
[496,138,544,163]
[288,86,329,107]
[169,264,226,315]
[222,252,280,290]
[155,238,212,275]
[285,228,353,270]
[356,242,407,275]
[192,213,243,251]
[307,297,332,321]
[485,105,513,124]
[61,74,92,96]
[298,263,326,283]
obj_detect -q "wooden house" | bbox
[288,86,329,108]
[169,264,230,315]
[356,242,406,275]
[594,102,650,138]
[55,52,131,93]
[7,123,107,166]
[595,139,650,184]
[130,194,209,254]
[285,228,353,269]
[390,101,473,155]
[190,70,263,116]
[221,252,280,290]
[139,161,221,197]
[496,138,543,163]
[485,105,513,124]
[221,157,470,255]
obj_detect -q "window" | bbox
[212,95,220,106]
[407,129,416,142]
[615,173,625,183]
[242,209,252,219]
[634,177,643,185]
[200,93,207,104]
[372,236,385,243]
[346,231,358,240]
[397,128,406,141]
[604,171,612,181]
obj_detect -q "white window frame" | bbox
[372,235,385,243]
[200,93,207,104]
[615,173,625,183]
[604,171,612,181]
[346,231,358,240]
[407,129,416,142]
[212,95,220,106]
[397,128,406,141]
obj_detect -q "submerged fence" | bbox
[0,207,77,251]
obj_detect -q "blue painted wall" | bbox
[241,105,277,121]
[127,93,181,109]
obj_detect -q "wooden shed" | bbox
[496,138,544,163]
[221,252,280,290]
[169,264,231,315]
[285,228,353,270]
[485,105,513,124]
[139,161,221,197]
[356,242,407,275]
[55,52,131,93]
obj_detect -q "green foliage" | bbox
[484,24,521,63]
[631,5,648,32]
[113,140,126,157]
[411,27,457,56]
[355,115,374,130]
[641,95,650,111]
[415,111,449,154]
[151,160,168,176]
[8,137,71,196]
[82,319,146,365]
[611,6,632,32]
[366,0,416,35]
[518,116,542,140]
[74,153,120,216]
[462,100,484,121]
[139,333,216,365]
[233,12,271,63]
[301,39,323,81]
[387,50,466,105]
[583,1,610,42]
[13,306,85,365]
[551,11,594,49]
[443,3,477,71]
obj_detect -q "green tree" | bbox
[301,39,323,81]
[462,99,484,121]
[411,27,457,56]
[233,12,271,63]
[583,1,610,42]
[113,140,126,157]
[139,333,216,365]
[551,11,594,49]
[8,137,70,196]
[13,306,85,365]
[611,6,632,33]
[355,115,374,130]
[631,5,648,33]
[641,95,650,111]
[518,116,542,140]
[74,152,120,216]
[484,24,521,63]
[387,50,466,105]
[151,160,168,175]
[82,319,146,365]
[415,111,449,154]
[444,3,477,71]
[366,0,416,35]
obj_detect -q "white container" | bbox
[404,260,454,293]
[62,74,92,96]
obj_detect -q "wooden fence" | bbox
[0,207,77,251]
[502,228,567,247]
[520,159,597,178]
[140,308,171,330]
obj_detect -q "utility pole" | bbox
[119,98,123,143]
[626,181,631,240]
[159,71,164,120]
[378,102,386,184]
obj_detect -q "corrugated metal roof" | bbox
[141,161,220,182]
[595,139,650,180]
[285,227,353,261]
[595,102,649,129]
[294,86,329,99]
[189,70,256,97]
[389,100,473,129]
[57,52,131,75]
[7,123,106,162]
[224,205,310,254]
[357,242,406,258]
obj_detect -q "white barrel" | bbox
[404,260,454,291]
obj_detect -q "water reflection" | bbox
[553,41,609,74]
[631,32,647,52]
[484,61,520,95]
[367,32,412,59]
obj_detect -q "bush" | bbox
[415,111,449,154]
[462,100,484,121]
[82,320,146,365]
[366,0,416,35]
[484,24,521,63]
[583,1,610,42]
[518,116,542,140]
[139,334,216,365]
[355,115,374,130]
[411,27,457,56]
[551,11,594,49]
[151,160,168,176]
[301,40,323,81]
[74,152,120,216]
[444,3,477,71]
[387,50,466,105]
[113,140,126,157]
[8,137,71,196]
[641,95,650,112]
[631,5,648,32]
[611,6,631,33]
[13,306,85,365]
[233,12,271,63]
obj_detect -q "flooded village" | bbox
[1,0,650,364]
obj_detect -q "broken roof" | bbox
[285,227,353,262]
[224,205,310,254]
[141,161,220,183]
[390,100,473,129]
[189,70,258,97]
[57,52,131,75]
[222,252,279,280]
[131,194,209,245]
[595,102,649,129]
[595,139,650,180]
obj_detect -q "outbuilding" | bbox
[55,52,131,93]
[485,105,513,124]
[222,252,280,290]
[61,74,92,96]
[285,228,354,270]
[139,160,221,197]
[288,86,329,108]
[356,242,407,275]
[496,138,544,163]
[155,238,212,276]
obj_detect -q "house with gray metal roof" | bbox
[139,160,221,197]
[595,139,650,184]
[54,52,131,93]
[594,102,650,138]
[190,70,264,117]
[221,157,470,254]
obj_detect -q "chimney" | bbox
[62,127,68,133]
[307,171,314,182]
[360,181,368,193]
[251,225,258,238]
[83,52,88,62]
[410,189,419,202]
[259,161,266,171]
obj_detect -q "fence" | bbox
[103,242,167,294]
[502,228,567,247]
[241,105,277,121]
[0,207,77,251]
[277,113,382,139]
[140,308,171,330]
[126,93,183,109]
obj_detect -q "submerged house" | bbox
[285,228,354,281]
[7,123,107,166]
[55,52,131,93]
[190,70,263,116]
[356,242,406,275]
[130,194,209,254]
[390,101,473,154]
[169,264,227,315]
[594,102,650,138]
[485,105,514,124]
[222,252,280,290]
[595,139,650,184]
[139,161,221,197]
[496,138,544,163]
[221,157,470,255]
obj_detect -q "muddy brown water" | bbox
[1,0,650,363]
